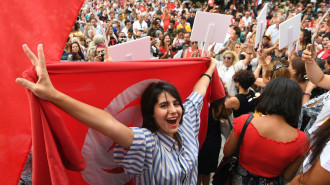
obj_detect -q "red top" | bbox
[233,114,309,178]
[159,46,176,58]
[317,48,330,60]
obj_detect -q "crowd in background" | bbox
[20,0,330,184]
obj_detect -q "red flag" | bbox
[208,0,214,6]
[167,3,175,9]
[22,57,224,184]
[0,0,84,184]
[139,5,146,12]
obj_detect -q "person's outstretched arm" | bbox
[192,58,216,98]
[302,44,330,90]
[16,44,134,149]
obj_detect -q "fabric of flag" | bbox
[207,0,214,6]
[254,0,262,7]
[22,57,224,184]
[0,0,84,184]
[167,3,175,9]
[139,5,146,12]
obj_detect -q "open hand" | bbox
[16,44,58,101]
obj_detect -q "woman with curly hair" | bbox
[225,70,256,118]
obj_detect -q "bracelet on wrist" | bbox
[200,74,212,81]
[304,92,311,96]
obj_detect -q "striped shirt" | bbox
[114,92,203,185]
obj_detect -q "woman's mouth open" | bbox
[166,117,178,127]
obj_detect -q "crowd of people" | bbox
[19,0,330,184]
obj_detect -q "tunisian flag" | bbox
[0,0,84,184]
[167,3,175,10]
[22,58,225,184]
[139,5,146,12]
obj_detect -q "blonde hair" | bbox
[223,50,239,66]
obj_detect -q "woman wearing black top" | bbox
[225,70,256,118]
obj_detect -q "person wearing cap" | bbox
[262,34,273,49]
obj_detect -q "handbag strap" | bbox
[234,114,254,159]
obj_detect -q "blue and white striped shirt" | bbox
[114,92,203,185]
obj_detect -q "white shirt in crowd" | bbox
[133,20,148,36]
[242,16,252,27]
[265,24,279,44]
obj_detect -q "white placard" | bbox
[173,50,183,58]
[108,37,150,61]
[279,13,302,55]
[191,11,232,56]
[254,3,268,49]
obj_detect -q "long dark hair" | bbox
[160,34,172,48]
[308,118,330,166]
[301,29,311,49]
[69,41,85,60]
[140,82,185,132]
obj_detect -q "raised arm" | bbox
[302,44,330,90]
[16,44,134,149]
[192,58,216,98]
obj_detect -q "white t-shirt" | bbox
[133,20,148,36]
[242,16,252,27]
[217,60,247,96]
[265,24,279,44]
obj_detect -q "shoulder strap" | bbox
[233,114,254,159]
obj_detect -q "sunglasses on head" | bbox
[223,56,232,60]
[271,64,288,78]
[191,41,198,45]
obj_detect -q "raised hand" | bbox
[16,44,58,101]
[302,44,317,64]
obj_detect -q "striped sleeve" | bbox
[183,92,203,137]
[113,127,156,175]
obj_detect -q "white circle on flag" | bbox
[81,79,162,185]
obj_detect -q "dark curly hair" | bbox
[232,70,256,90]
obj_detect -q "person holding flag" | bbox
[16,44,217,185]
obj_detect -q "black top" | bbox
[233,89,255,118]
